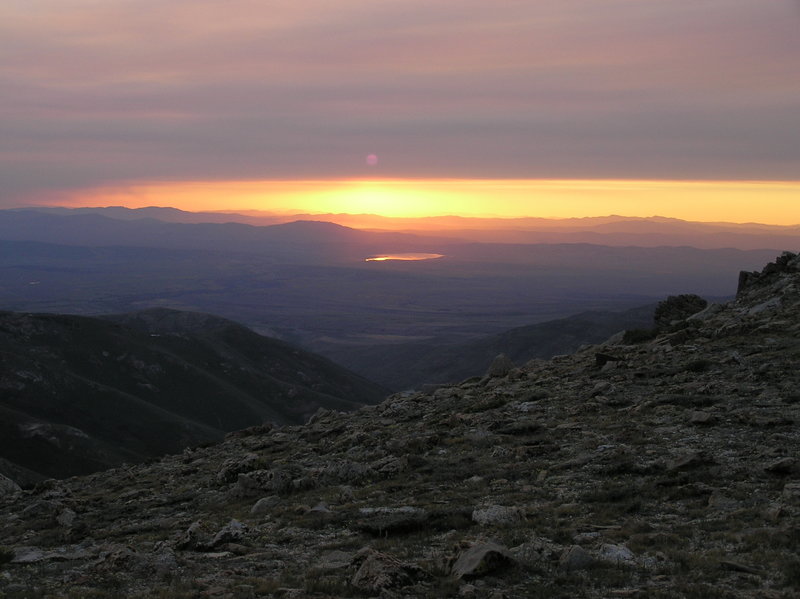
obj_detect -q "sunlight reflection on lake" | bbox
[365,253,444,262]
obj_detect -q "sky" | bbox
[2,0,800,223]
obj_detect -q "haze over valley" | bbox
[0,208,787,390]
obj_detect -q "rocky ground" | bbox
[1,252,799,598]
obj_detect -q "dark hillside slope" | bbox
[0,309,386,484]
[333,303,658,390]
[1,254,798,597]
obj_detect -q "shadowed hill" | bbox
[0,308,387,484]
[329,303,659,390]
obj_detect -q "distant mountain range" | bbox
[15,206,800,250]
[0,210,444,263]
[0,308,386,485]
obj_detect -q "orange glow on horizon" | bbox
[42,178,800,226]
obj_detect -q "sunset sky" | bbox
[2,1,799,223]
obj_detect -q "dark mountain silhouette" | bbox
[9,207,800,251]
[0,308,387,484]
[0,210,448,264]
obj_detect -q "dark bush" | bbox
[654,294,707,328]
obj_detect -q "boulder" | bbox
[487,354,515,378]
[210,519,245,547]
[451,541,515,579]
[0,473,21,496]
[560,545,596,571]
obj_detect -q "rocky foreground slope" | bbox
[1,253,799,598]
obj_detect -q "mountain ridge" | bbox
[0,308,387,485]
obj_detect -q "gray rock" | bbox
[250,495,279,515]
[309,501,330,513]
[487,354,515,378]
[451,541,514,579]
[666,451,709,472]
[56,508,77,528]
[210,519,245,547]
[176,520,206,550]
[471,505,525,526]
[152,547,179,578]
[316,549,354,571]
[782,481,800,503]
[560,545,596,571]
[11,546,46,564]
[356,506,428,535]
[589,381,614,397]
[598,544,635,565]
[764,457,796,474]
[0,473,21,496]
[690,411,714,425]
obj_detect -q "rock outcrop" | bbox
[1,253,799,598]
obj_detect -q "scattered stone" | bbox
[471,505,525,526]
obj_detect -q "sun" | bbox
[313,180,453,217]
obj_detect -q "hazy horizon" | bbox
[11,202,800,229]
[2,2,799,224]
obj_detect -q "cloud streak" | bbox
[1,0,799,205]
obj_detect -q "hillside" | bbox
[0,308,387,485]
[0,252,798,597]
[331,303,658,390]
